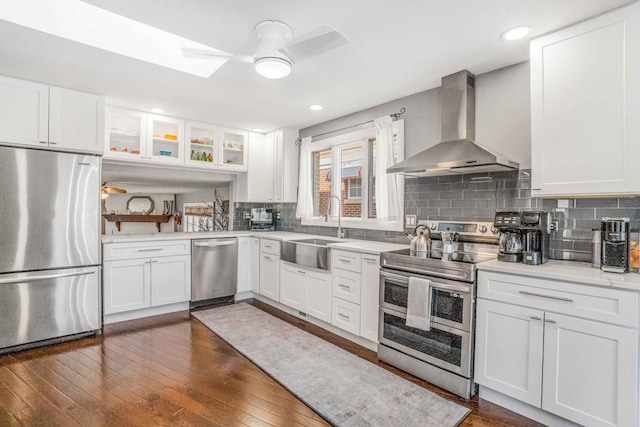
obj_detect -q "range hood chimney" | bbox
[387,70,519,176]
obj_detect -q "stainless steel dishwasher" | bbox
[191,238,238,309]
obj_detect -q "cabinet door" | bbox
[246,132,265,201]
[146,114,184,164]
[280,263,305,311]
[259,254,280,301]
[105,107,147,160]
[474,299,544,407]
[273,130,284,202]
[360,255,380,342]
[0,75,48,147]
[332,297,361,336]
[261,132,276,201]
[305,269,332,323]
[332,268,361,304]
[220,127,248,171]
[530,2,640,196]
[150,255,191,306]
[542,313,638,427]
[49,87,104,154]
[281,128,299,203]
[250,237,260,293]
[236,237,251,293]
[185,120,218,168]
[103,259,151,314]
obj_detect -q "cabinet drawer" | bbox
[332,268,361,304]
[332,250,361,273]
[260,239,280,256]
[332,297,361,336]
[478,271,639,328]
[103,240,190,261]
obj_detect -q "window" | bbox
[301,120,404,231]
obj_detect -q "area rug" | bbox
[193,303,470,427]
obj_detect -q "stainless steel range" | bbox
[378,220,498,399]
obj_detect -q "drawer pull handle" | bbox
[519,290,573,302]
[545,319,557,324]
[137,248,163,252]
[530,316,542,320]
[263,255,272,260]
[338,284,351,289]
[297,270,306,275]
[363,257,377,262]
[338,313,350,320]
[339,259,351,264]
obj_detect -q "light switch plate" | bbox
[405,215,416,228]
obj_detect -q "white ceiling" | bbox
[0,0,634,133]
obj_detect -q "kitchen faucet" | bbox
[325,195,346,238]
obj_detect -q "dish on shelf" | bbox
[191,138,213,146]
[131,150,140,155]
[159,150,172,156]
[164,134,178,140]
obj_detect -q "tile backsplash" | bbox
[233,169,640,264]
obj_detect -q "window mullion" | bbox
[360,140,368,220]
[332,145,341,218]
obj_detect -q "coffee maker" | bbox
[494,212,551,265]
[601,217,630,273]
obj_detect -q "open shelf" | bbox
[102,214,172,232]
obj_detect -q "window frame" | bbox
[301,120,404,232]
[346,177,362,201]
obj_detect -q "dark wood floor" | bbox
[0,300,544,426]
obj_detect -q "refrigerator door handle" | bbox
[0,269,96,285]
[193,240,237,248]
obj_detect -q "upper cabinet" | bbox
[0,75,104,155]
[237,128,299,203]
[185,120,219,168]
[220,127,248,171]
[530,1,640,197]
[147,114,185,164]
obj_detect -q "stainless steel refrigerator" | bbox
[0,145,101,354]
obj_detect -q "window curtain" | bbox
[374,116,401,219]
[295,137,313,219]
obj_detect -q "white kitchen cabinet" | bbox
[236,237,251,294]
[105,107,184,165]
[530,1,640,196]
[359,255,380,342]
[0,75,104,154]
[475,271,639,427]
[103,258,151,314]
[236,128,299,203]
[184,120,218,168]
[280,263,305,311]
[304,268,332,323]
[250,237,260,293]
[102,240,191,323]
[220,127,248,171]
[332,297,361,336]
[259,252,280,301]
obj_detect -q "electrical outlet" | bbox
[405,215,416,228]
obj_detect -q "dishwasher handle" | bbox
[193,240,237,248]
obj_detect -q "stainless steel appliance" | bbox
[249,208,276,231]
[191,238,238,308]
[0,146,101,354]
[379,220,498,399]
[601,217,630,273]
[495,211,550,265]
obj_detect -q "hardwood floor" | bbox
[0,300,544,426]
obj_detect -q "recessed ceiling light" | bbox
[252,128,264,133]
[309,104,323,111]
[150,108,165,114]
[254,57,292,79]
[1,0,230,78]
[501,26,532,41]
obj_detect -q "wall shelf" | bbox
[102,214,172,232]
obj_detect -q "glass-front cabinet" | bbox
[185,121,218,168]
[106,107,147,160]
[220,127,248,171]
[146,114,184,164]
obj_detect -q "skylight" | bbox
[0,0,229,78]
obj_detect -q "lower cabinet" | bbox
[360,255,380,342]
[249,237,260,293]
[475,272,639,427]
[280,262,332,322]
[259,252,280,301]
[236,237,251,294]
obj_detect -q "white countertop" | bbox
[101,230,408,253]
[478,259,640,291]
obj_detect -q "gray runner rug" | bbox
[193,303,470,427]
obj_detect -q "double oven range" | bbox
[378,221,498,399]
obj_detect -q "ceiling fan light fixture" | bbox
[254,57,292,79]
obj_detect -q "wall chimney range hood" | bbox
[387,70,519,177]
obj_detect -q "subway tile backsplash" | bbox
[233,169,640,264]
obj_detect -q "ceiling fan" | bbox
[101,182,127,200]
[182,20,348,79]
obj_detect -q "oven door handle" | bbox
[380,270,409,283]
[381,270,470,294]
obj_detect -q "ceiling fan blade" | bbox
[181,47,233,60]
[104,187,127,194]
[279,25,347,63]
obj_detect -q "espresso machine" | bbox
[494,212,551,265]
[601,217,630,273]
